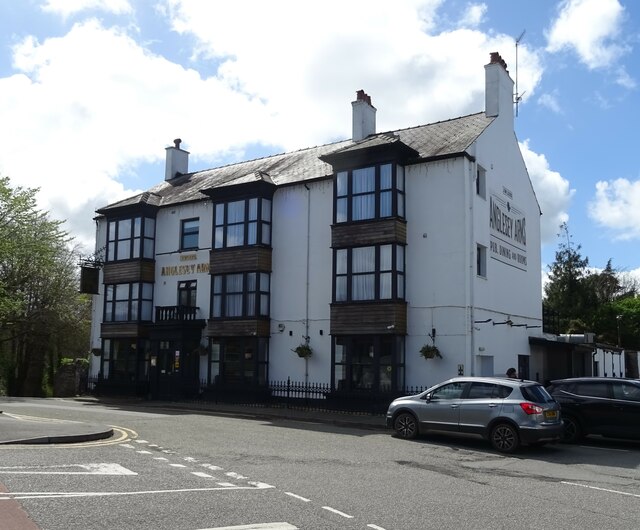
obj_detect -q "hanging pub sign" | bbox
[79,266,100,294]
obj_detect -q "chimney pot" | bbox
[174,138,182,148]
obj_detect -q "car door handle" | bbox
[488,403,498,408]
[450,404,459,409]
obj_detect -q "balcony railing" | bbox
[155,305,200,322]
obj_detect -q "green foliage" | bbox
[0,176,91,396]
[544,222,639,349]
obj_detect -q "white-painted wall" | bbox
[269,180,333,383]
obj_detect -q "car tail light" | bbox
[520,402,543,415]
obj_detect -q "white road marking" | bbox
[0,483,275,501]
[119,443,135,449]
[226,471,248,480]
[135,440,149,444]
[169,464,187,468]
[322,506,353,518]
[248,482,274,489]
[0,463,137,476]
[192,472,213,478]
[184,457,198,462]
[154,457,169,461]
[200,523,298,530]
[136,450,152,454]
[562,481,640,498]
[202,464,223,471]
[284,492,310,502]
[367,525,388,530]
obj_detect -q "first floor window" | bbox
[104,282,153,322]
[334,244,405,302]
[212,272,270,318]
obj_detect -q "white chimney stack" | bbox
[484,52,514,122]
[165,138,189,181]
[352,90,376,141]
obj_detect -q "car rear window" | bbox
[521,384,555,403]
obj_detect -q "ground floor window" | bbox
[209,337,269,386]
[101,338,150,381]
[332,335,405,392]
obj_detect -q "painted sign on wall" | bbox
[489,186,527,271]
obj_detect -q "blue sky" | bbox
[0,0,638,285]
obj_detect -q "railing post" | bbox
[286,377,291,409]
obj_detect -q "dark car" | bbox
[386,377,563,453]
[547,377,640,443]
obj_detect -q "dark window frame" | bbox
[180,218,200,250]
[214,198,272,249]
[334,163,405,224]
[333,244,405,302]
[178,280,197,307]
[104,282,153,322]
[106,216,155,262]
[332,335,405,392]
[211,272,270,319]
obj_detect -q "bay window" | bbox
[335,163,404,223]
[107,216,155,261]
[334,244,405,302]
[214,198,271,249]
[104,282,153,322]
[212,272,270,318]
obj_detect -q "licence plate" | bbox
[544,410,558,420]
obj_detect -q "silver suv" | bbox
[386,376,563,453]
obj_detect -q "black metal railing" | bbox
[87,375,427,415]
[155,305,200,322]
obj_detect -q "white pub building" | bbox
[87,53,559,399]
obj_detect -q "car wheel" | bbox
[393,412,418,440]
[562,416,583,443]
[490,423,519,453]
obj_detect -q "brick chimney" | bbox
[352,90,376,141]
[165,138,189,181]
[484,52,514,121]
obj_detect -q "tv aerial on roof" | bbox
[514,29,526,117]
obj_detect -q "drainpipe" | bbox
[304,184,311,384]
[467,159,476,376]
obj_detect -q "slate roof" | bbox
[97,111,494,213]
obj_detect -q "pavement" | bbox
[0,397,388,445]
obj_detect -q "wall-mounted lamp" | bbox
[277,323,285,332]
[386,324,395,330]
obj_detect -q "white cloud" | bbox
[0,19,274,250]
[588,178,640,240]
[0,1,547,253]
[458,3,487,28]
[546,0,628,69]
[42,0,133,17]
[537,91,562,114]
[519,140,574,245]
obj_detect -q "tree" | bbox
[0,176,90,396]
[544,223,591,332]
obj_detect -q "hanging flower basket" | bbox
[293,343,313,358]
[420,344,442,359]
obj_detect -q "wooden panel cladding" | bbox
[103,261,155,284]
[210,247,272,274]
[332,219,407,248]
[101,322,150,338]
[206,319,270,338]
[330,301,407,335]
